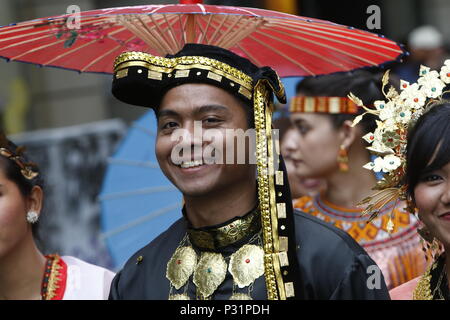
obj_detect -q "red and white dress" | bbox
[42,254,115,300]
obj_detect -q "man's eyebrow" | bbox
[157,104,229,119]
[194,104,228,115]
[156,109,179,119]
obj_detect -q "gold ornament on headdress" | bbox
[348,61,450,232]
[0,134,39,180]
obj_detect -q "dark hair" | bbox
[406,102,450,198]
[272,117,294,142]
[0,139,44,240]
[295,70,387,135]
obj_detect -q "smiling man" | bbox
[108,44,390,300]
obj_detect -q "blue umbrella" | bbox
[99,111,182,269]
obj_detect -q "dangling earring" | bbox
[337,145,349,172]
[417,222,443,262]
[26,211,39,224]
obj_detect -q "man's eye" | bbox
[161,121,179,130]
[203,118,222,124]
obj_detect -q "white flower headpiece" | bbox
[348,60,450,232]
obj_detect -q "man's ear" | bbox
[28,185,43,217]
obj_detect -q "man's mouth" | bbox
[178,160,204,169]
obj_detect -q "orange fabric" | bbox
[294,195,428,289]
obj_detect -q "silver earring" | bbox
[26,211,39,224]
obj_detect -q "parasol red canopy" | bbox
[0,1,406,77]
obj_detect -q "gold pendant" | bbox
[169,294,191,300]
[229,293,253,300]
[193,252,227,299]
[229,244,264,288]
[166,246,197,290]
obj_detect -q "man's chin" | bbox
[177,184,216,198]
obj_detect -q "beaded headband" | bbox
[289,96,359,114]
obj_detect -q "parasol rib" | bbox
[235,43,263,67]
[253,29,351,69]
[161,14,181,53]
[178,14,187,46]
[99,185,178,201]
[119,16,165,55]
[8,38,67,61]
[80,41,129,72]
[0,33,55,51]
[255,29,378,66]
[100,202,182,240]
[219,18,264,49]
[42,26,128,65]
[208,14,229,45]
[213,15,243,47]
[137,15,173,54]
[257,31,345,68]
[268,19,402,51]
[248,34,315,75]
[198,14,213,44]
[266,22,399,57]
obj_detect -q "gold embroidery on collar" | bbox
[187,207,261,250]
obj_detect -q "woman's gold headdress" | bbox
[348,60,450,231]
[0,134,39,180]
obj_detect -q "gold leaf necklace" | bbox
[166,231,264,300]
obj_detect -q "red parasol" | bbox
[0,0,406,77]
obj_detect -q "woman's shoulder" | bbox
[389,276,420,300]
[61,256,116,300]
[62,256,115,276]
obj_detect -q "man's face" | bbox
[155,83,255,197]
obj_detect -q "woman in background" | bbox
[0,134,115,300]
[273,117,324,199]
[289,70,427,289]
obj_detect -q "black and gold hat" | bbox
[112,43,285,108]
[111,44,300,300]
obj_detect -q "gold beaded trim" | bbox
[413,257,447,300]
[113,51,254,99]
[254,79,288,300]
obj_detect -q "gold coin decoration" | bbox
[229,293,253,300]
[166,246,197,290]
[229,244,264,288]
[193,252,227,299]
[169,294,191,300]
